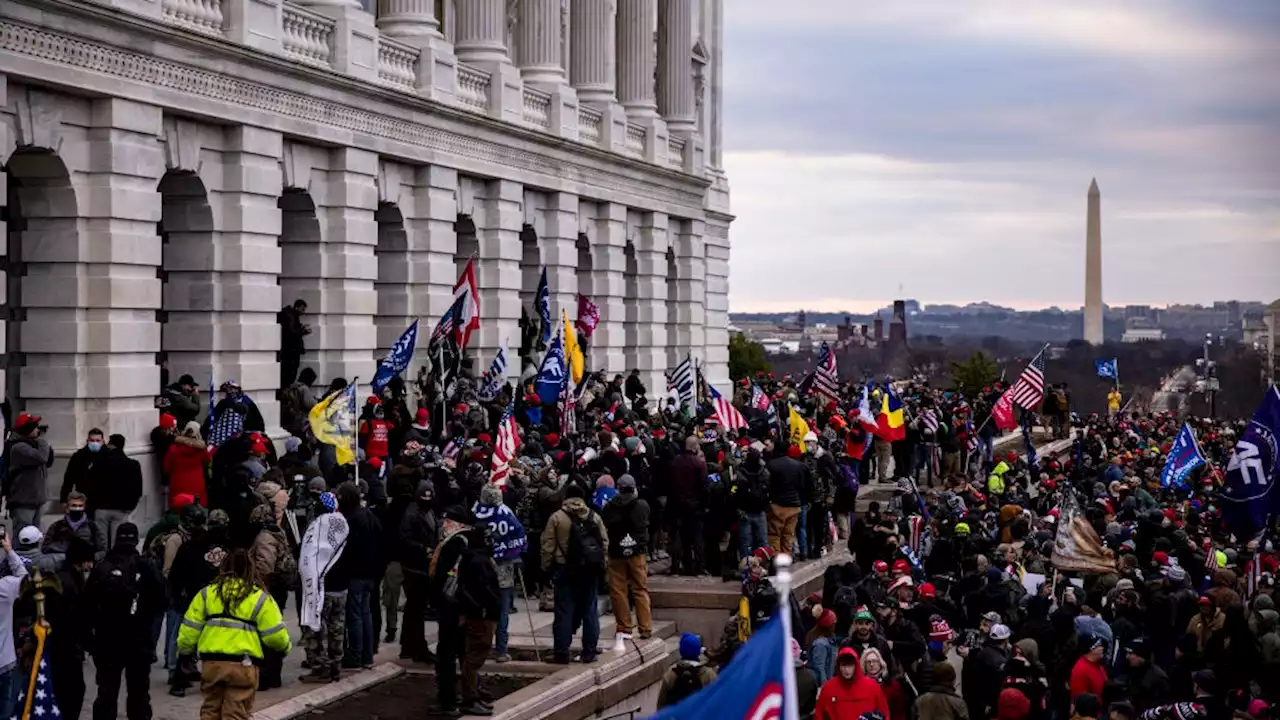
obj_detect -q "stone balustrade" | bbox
[280,3,335,67]
[376,35,419,89]
[136,0,702,173]
[521,86,551,130]
[161,0,224,35]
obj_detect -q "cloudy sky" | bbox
[721,1,1280,313]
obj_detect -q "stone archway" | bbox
[374,201,409,357]
[666,246,680,369]
[519,223,541,311]
[1,148,79,418]
[623,239,639,370]
[454,214,478,275]
[278,188,322,385]
[576,232,593,296]
[157,170,215,390]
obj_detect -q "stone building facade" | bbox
[0,0,732,520]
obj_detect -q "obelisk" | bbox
[1084,177,1104,344]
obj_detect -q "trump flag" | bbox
[1160,422,1206,489]
[1221,386,1280,538]
[647,614,798,720]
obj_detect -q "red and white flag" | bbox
[489,401,521,486]
[908,515,924,554]
[575,294,600,339]
[710,386,747,432]
[992,348,1047,430]
[454,258,481,351]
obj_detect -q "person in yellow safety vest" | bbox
[178,548,292,719]
[987,460,1010,496]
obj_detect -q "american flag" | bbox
[921,408,939,434]
[207,403,244,447]
[16,631,58,720]
[1246,556,1262,600]
[710,386,747,432]
[442,439,460,461]
[907,515,924,554]
[431,292,469,344]
[1009,348,1048,410]
[812,342,839,403]
[965,424,980,455]
[489,400,521,487]
[749,383,771,411]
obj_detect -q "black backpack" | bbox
[565,510,605,571]
[96,555,141,618]
[667,663,705,705]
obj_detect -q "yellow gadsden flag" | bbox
[563,309,584,386]
[788,405,810,449]
[309,383,357,466]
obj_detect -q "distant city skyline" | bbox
[730,297,1272,316]
[723,1,1280,312]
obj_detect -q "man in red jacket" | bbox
[815,647,890,720]
[1069,636,1109,701]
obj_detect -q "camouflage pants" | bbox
[303,592,347,674]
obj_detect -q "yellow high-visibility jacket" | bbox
[177,580,292,663]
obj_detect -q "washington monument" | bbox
[1084,178,1104,344]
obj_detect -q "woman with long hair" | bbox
[177,548,293,719]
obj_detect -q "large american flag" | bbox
[431,292,468,344]
[710,386,747,432]
[1008,348,1048,410]
[16,636,58,720]
[749,383,771,411]
[489,400,521,487]
[812,342,839,403]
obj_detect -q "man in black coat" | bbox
[765,444,807,556]
[397,480,439,662]
[83,523,167,720]
[665,436,708,576]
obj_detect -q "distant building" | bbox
[1122,327,1166,343]
[889,300,908,347]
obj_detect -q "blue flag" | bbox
[1161,422,1206,489]
[648,615,798,720]
[536,267,551,345]
[471,501,527,561]
[1096,358,1118,380]
[1221,386,1280,538]
[534,324,567,406]
[372,320,418,394]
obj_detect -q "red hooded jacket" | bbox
[815,648,890,720]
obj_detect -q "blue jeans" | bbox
[551,567,600,659]
[739,511,767,558]
[0,666,16,719]
[164,608,182,678]
[495,585,516,654]
[344,578,376,666]
[796,505,809,558]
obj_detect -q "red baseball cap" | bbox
[15,413,40,429]
[873,560,889,572]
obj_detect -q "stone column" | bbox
[670,216,706,373]
[571,0,616,103]
[376,0,439,36]
[703,214,731,389]
[540,192,579,316]
[657,0,696,133]
[616,0,657,118]
[516,0,565,84]
[454,0,508,63]
[472,179,523,363]
[204,124,282,425]
[633,211,669,398]
[591,202,628,375]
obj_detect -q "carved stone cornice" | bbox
[0,0,711,214]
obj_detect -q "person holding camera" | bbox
[4,412,53,533]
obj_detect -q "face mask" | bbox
[87,442,102,452]
[68,510,86,521]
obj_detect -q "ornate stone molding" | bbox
[0,13,707,212]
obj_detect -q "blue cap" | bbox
[679,632,702,661]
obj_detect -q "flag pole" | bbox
[774,554,801,720]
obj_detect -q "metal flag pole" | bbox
[773,554,801,720]
[516,566,541,659]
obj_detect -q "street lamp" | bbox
[1195,332,1220,417]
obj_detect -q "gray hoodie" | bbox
[6,436,51,509]
[0,549,30,672]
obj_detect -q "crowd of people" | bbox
[0,351,1272,720]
